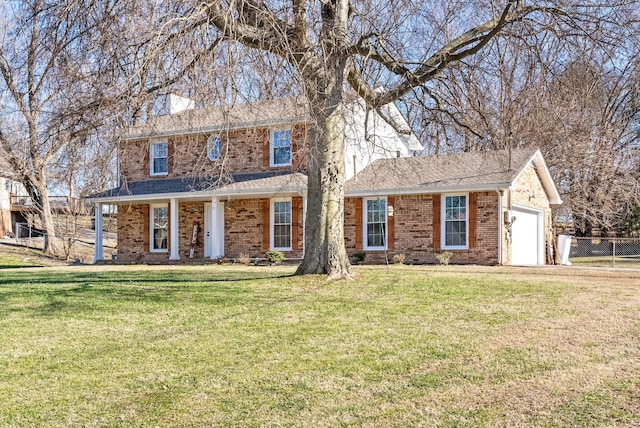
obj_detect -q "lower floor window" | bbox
[443,194,468,249]
[151,205,168,252]
[272,199,292,250]
[364,198,387,249]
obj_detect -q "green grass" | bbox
[569,255,640,268]
[0,254,45,268]
[0,265,638,427]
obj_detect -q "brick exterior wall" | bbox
[115,198,304,264]
[224,198,267,258]
[119,124,308,183]
[345,192,500,265]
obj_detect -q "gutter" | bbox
[345,182,513,198]
[85,185,307,204]
[496,189,502,265]
[123,117,307,141]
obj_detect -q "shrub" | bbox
[392,253,405,264]
[265,250,286,264]
[436,251,453,266]
[350,251,366,264]
[237,253,251,265]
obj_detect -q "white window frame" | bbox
[271,197,292,251]
[207,135,222,161]
[441,193,469,250]
[363,197,387,251]
[150,140,168,176]
[150,203,169,253]
[269,128,292,167]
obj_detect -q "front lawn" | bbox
[0,265,638,427]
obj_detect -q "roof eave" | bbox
[85,185,307,204]
[344,182,513,198]
[122,116,307,141]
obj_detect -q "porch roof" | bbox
[87,170,307,203]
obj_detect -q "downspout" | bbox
[496,189,502,265]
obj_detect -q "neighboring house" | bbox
[0,175,11,237]
[88,96,561,266]
[343,148,562,265]
[88,97,422,263]
[0,161,30,238]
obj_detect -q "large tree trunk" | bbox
[296,100,352,279]
[28,179,61,255]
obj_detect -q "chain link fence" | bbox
[564,236,640,268]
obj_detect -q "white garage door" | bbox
[511,207,542,265]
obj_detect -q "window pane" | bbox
[152,207,168,250]
[365,198,386,248]
[272,130,291,165]
[444,196,467,247]
[273,201,291,248]
[151,142,168,174]
[274,147,291,165]
[153,158,167,174]
[208,136,221,161]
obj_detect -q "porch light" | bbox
[387,205,394,217]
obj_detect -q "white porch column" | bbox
[211,197,220,259]
[169,198,180,260]
[94,203,104,263]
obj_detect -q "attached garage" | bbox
[511,205,544,265]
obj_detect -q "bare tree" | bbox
[414,20,640,236]
[0,0,119,254]
[172,0,637,277]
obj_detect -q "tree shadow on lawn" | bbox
[0,270,296,318]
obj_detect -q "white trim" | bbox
[441,193,469,250]
[169,199,179,260]
[149,140,169,176]
[496,190,502,265]
[123,117,303,141]
[270,197,292,251]
[93,203,104,263]
[269,128,292,167]
[345,182,512,198]
[511,150,562,205]
[85,185,306,204]
[363,196,387,251]
[150,203,169,253]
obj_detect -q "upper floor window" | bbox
[207,135,222,161]
[150,141,168,176]
[442,194,468,249]
[271,198,292,250]
[364,197,387,250]
[270,129,292,167]
[151,204,168,252]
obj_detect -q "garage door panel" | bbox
[512,208,540,265]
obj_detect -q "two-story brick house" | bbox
[89,97,423,263]
[89,95,562,266]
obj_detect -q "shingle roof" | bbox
[345,148,538,195]
[89,170,307,201]
[125,98,309,140]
